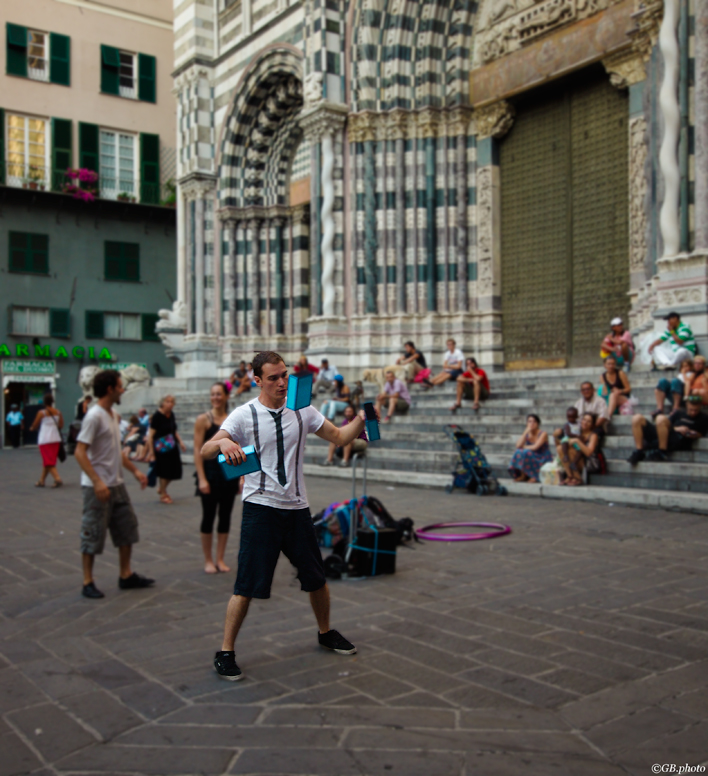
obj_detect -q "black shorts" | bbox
[642,423,694,452]
[234,502,326,599]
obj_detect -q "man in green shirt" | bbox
[648,312,696,369]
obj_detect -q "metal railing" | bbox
[1,161,176,207]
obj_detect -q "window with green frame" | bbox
[6,23,70,85]
[9,231,49,274]
[100,44,155,103]
[141,313,160,341]
[85,310,160,341]
[104,241,140,281]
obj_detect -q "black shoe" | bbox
[82,582,105,599]
[214,651,243,681]
[648,449,669,462]
[627,450,645,466]
[118,572,155,590]
[318,629,357,655]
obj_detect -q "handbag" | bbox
[49,411,67,463]
[154,433,176,454]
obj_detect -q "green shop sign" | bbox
[0,343,113,360]
[3,360,56,375]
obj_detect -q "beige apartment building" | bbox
[1,0,178,445]
[2,0,175,197]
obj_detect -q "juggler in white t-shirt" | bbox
[220,397,325,510]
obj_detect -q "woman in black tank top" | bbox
[599,355,631,419]
[193,382,241,573]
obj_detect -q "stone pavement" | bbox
[0,448,707,776]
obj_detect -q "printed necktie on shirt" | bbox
[268,411,287,487]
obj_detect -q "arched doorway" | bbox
[500,66,629,369]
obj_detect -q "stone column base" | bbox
[630,252,708,353]
[172,334,220,390]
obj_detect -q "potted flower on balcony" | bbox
[160,178,177,207]
[23,166,45,191]
[63,168,99,201]
[117,192,136,203]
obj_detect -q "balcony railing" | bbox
[1,162,176,207]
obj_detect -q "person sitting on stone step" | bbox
[450,357,490,413]
[574,381,610,434]
[687,355,708,406]
[375,370,411,423]
[322,404,368,467]
[426,339,465,387]
[601,317,635,370]
[648,311,696,370]
[653,357,695,418]
[628,395,708,465]
[558,413,601,487]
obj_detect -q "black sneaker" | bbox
[627,450,645,466]
[318,629,357,655]
[648,450,669,462]
[214,651,243,681]
[82,582,105,599]
[118,572,155,590]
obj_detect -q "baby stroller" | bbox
[444,424,507,496]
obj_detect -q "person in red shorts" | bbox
[450,357,490,413]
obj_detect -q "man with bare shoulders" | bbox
[202,351,370,681]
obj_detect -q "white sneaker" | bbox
[322,459,333,467]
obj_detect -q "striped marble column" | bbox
[247,218,261,335]
[695,1,708,252]
[451,108,472,312]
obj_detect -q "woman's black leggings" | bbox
[200,481,239,534]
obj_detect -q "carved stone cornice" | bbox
[299,101,349,142]
[627,0,663,63]
[181,174,218,200]
[385,110,409,141]
[292,204,310,224]
[474,100,515,140]
[418,108,441,139]
[217,204,299,224]
[172,65,212,96]
[602,48,647,89]
[447,106,474,137]
[347,111,378,143]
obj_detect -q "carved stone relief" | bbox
[476,166,494,296]
[474,101,515,140]
[474,0,623,66]
[629,117,648,272]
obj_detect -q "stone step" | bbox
[300,465,708,515]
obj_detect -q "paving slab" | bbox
[1,450,707,775]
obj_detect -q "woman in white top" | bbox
[29,393,64,487]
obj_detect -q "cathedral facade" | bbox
[162,0,706,383]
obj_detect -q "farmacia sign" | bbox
[0,343,113,360]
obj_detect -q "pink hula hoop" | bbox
[416,521,512,542]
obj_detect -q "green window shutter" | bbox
[8,232,27,272]
[0,108,5,185]
[100,44,119,95]
[50,308,70,338]
[49,32,70,85]
[140,133,160,204]
[29,234,49,274]
[105,241,140,281]
[7,23,28,78]
[124,243,140,281]
[142,313,160,342]
[78,122,99,173]
[105,241,122,279]
[138,53,156,103]
[51,118,72,191]
[85,310,104,339]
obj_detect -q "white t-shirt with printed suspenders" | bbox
[220,397,325,510]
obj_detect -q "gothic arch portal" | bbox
[217,46,305,208]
